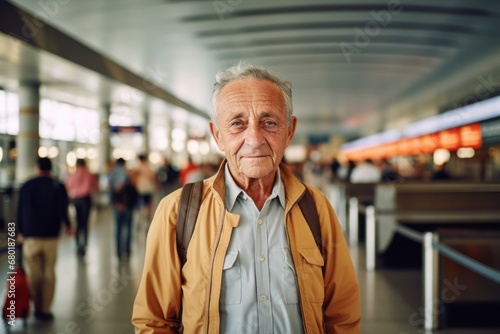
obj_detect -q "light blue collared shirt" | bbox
[220,165,304,334]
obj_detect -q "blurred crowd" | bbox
[287,156,454,191]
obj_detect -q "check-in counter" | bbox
[438,229,500,327]
[343,182,377,206]
[374,183,500,267]
[333,182,377,242]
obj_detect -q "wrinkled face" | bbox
[210,78,296,183]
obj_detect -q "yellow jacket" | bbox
[132,162,361,333]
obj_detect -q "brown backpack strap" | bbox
[176,181,203,266]
[298,187,322,252]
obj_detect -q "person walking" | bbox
[16,157,73,321]
[132,62,361,333]
[107,158,137,260]
[156,157,179,199]
[66,158,99,256]
[134,154,159,222]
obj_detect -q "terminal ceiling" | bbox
[2,0,500,143]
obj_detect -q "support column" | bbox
[171,122,188,167]
[16,83,40,184]
[166,116,173,160]
[142,109,150,156]
[97,104,111,175]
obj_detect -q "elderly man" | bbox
[132,63,361,333]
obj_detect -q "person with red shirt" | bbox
[66,158,99,256]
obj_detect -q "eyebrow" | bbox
[225,110,281,122]
[259,112,275,119]
[228,112,246,121]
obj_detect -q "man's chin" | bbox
[239,164,275,180]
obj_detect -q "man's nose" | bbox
[245,122,265,147]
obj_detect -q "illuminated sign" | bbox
[439,128,461,150]
[110,126,143,133]
[420,133,439,153]
[403,95,500,138]
[459,123,482,148]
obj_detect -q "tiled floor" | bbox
[0,207,497,333]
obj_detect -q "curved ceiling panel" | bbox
[3,0,500,139]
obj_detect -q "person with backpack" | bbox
[132,62,361,333]
[107,158,137,260]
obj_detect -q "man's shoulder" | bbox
[22,176,49,188]
[302,183,328,203]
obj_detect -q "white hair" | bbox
[211,61,293,124]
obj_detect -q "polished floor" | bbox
[0,206,498,334]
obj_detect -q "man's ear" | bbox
[209,121,225,152]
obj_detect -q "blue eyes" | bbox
[230,121,276,128]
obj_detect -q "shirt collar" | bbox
[224,164,286,211]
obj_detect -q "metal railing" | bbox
[363,205,500,330]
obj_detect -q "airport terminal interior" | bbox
[0,0,500,333]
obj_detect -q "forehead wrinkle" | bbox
[217,78,286,120]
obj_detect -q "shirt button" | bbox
[258,219,263,225]
[260,295,268,302]
[258,256,265,262]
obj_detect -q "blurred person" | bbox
[431,162,452,180]
[179,156,199,186]
[132,62,361,333]
[337,160,356,181]
[107,158,137,260]
[350,159,381,183]
[329,157,341,181]
[182,161,218,185]
[135,154,159,221]
[184,162,207,183]
[380,159,400,183]
[156,157,180,199]
[66,158,99,256]
[16,157,73,321]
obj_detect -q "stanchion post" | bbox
[348,197,359,245]
[365,205,376,271]
[423,232,439,331]
[338,188,347,235]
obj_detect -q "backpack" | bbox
[176,181,322,266]
[113,182,139,209]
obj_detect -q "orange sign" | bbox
[420,133,439,153]
[459,123,482,148]
[439,128,461,150]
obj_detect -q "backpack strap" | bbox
[298,187,322,252]
[176,181,203,266]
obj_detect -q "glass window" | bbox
[6,92,19,135]
[0,90,6,134]
[0,90,19,135]
[75,106,100,143]
[40,99,99,144]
